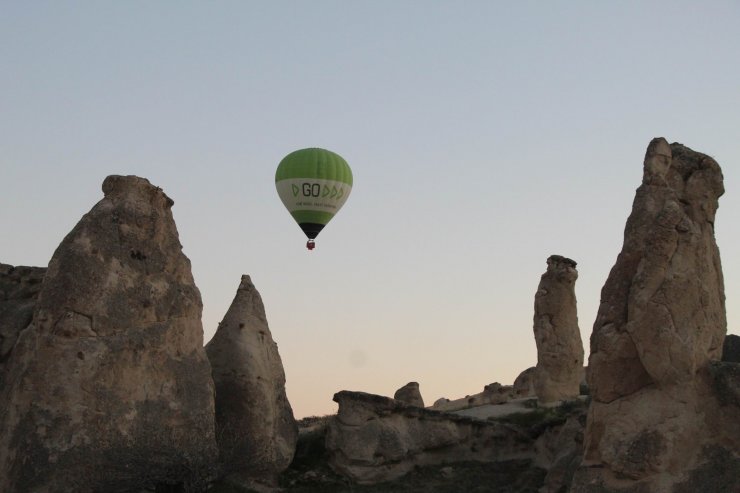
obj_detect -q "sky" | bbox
[2,1,739,418]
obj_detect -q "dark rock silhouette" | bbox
[723,334,740,363]
[0,175,217,492]
[0,263,46,387]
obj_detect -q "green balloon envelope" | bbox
[275,148,353,240]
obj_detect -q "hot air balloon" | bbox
[275,148,353,250]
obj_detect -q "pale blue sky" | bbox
[2,1,739,417]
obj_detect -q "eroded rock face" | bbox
[433,397,450,407]
[535,409,586,493]
[573,140,738,492]
[326,391,533,484]
[0,263,46,385]
[0,175,217,492]
[588,139,726,402]
[393,381,425,407]
[513,367,536,398]
[205,275,297,486]
[533,255,584,404]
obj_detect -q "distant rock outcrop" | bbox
[433,397,450,407]
[513,367,536,397]
[326,390,533,484]
[723,334,740,363]
[393,381,425,407]
[533,255,584,404]
[0,175,217,492]
[206,275,297,487]
[0,263,46,385]
[572,139,740,492]
[430,383,514,412]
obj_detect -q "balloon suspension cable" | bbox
[306,239,316,251]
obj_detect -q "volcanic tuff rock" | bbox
[430,383,514,412]
[393,381,425,407]
[513,366,536,398]
[0,175,217,492]
[534,406,587,493]
[326,390,533,484]
[483,382,512,402]
[588,139,726,400]
[533,255,584,404]
[0,263,46,386]
[723,334,740,363]
[573,139,739,492]
[205,275,297,486]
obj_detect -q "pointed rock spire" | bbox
[206,275,298,487]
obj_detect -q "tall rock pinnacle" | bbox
[533,255,584,404]
[206,275,298,487]
[588,138,726,402]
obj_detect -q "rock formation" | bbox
[482,382,514,405]
[0,175,217,492]
[430,383,515,412]
[326,390,533,484]
[433,397,450,407]
[723,334,740,362]
[205,275,297,487]
[572,139,740,492]
[513,366,536,397]
[534,408,586,493]
[0,263,46,386]
[533,255,584,404]
[393,381,425,407]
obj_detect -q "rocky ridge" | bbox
[325,390,535,484]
